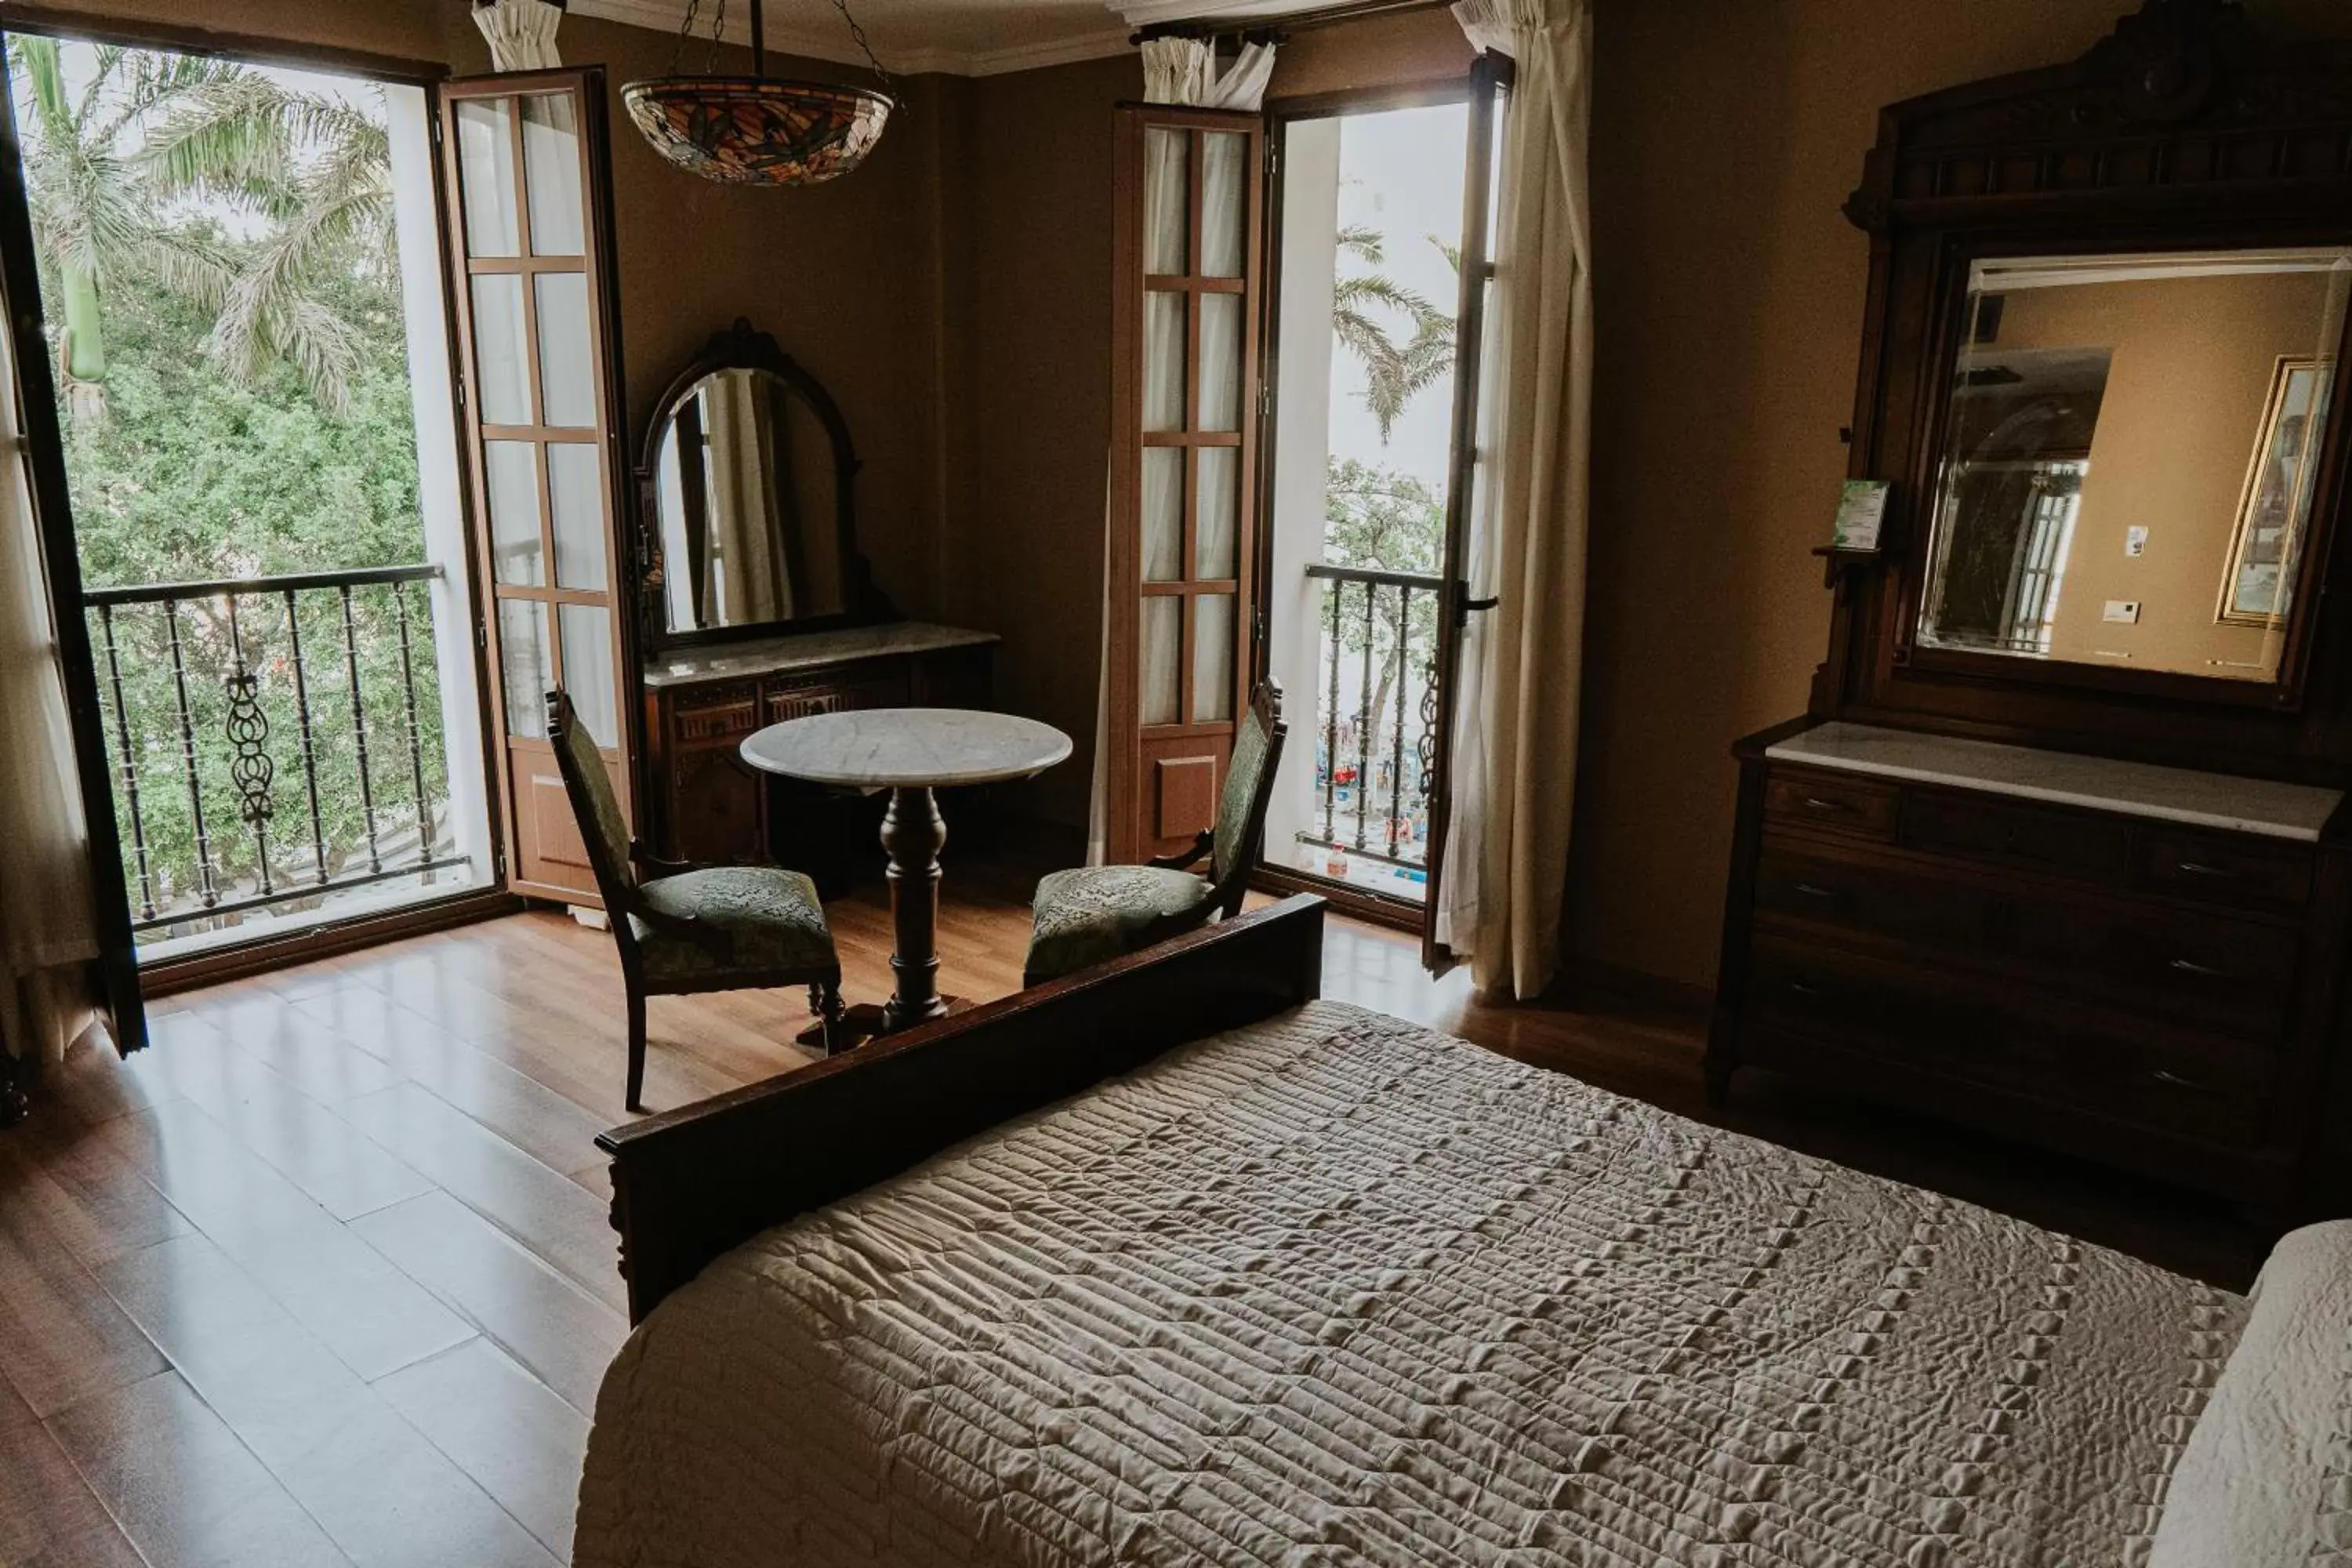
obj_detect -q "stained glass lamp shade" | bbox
[622,0,895,187]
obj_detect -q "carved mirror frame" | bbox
[1824,0,2352,783]
[633,318,891,653]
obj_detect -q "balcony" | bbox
[85,564,485,956]
[1290,562,1442,902]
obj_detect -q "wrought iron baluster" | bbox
[221,593,275,898]
[1417,646,1439,806]
[1388,584,1409,862]
[96,604,156,922]
[283,589,330,884]
[162,597,218,908]
[391,581,433,867]
[1323,576,1341,843]
[338,585,382,875]
[1355,579,1374,852]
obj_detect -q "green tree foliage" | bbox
[1322,458,1443,800]
[1331,224,1457,443]
[13,41,442,929]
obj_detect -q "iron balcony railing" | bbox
[1302,561,1443,880]
[83,563,465,936]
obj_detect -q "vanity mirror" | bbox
[1917,249,2349,684]
[637,320,880,646]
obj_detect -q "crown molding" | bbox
[1108,0,1308,28]
[568,0,1133,77]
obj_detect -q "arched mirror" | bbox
[637,321,877,645]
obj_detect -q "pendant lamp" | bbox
[623,0,894,187]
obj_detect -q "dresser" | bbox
[638,622,996,872]
[1712,721,2352,1212]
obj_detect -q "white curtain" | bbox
[1138,38,1278,112]
[704,372,790,625]
[1437,0,1593,1000]
[0,321,101,1071]
[473,0,564,71]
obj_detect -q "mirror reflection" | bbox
[1917,248,2350,683]
[654,366,848,633]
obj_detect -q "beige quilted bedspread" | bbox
[573,1002,2244,1568]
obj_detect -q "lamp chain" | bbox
[667,0,700,73]
[706,0,730,73]
[831,0,893,89]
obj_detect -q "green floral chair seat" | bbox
[630,866,837,982]
[1025,865,1212,984]
[1023,683,1287,986]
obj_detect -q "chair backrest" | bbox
[545,688,637,918]
[1209,681,1287,914]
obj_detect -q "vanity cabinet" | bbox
[1713,724,2352,1210]
[640,624,996,872]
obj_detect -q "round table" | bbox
[740,708,1073,1034]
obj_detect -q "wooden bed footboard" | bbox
[597,894,1329,1323]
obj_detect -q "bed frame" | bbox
[596,894,1329,1323]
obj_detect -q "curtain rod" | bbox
[1131,0,1450,47]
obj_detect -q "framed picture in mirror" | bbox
[2217,354,2333,629]
[1911,247,2352,688]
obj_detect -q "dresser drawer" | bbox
[1755,837,2300,1036]
[1763,769,1899,839]
[762,668,910,724]
[1745,938,2272,1148]
[2134,826,2314,912]
[1899,789,2131,879]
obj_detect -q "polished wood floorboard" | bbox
[0,849,2262,1567]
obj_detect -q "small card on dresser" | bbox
[1831,479,1891,550]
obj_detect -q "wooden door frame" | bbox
[1106,104,1268,865]
[1248,74,1489,939]
[437,67,640,906]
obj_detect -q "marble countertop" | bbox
[642,622,1000,690]
[741,707,1073,789]
[1766,720,2344,841]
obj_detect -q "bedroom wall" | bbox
[1570,0,2352,995]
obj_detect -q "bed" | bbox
[575,896,2343,1567]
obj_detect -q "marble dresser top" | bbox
[1766,720,2344,841]
[642,622,1000,690]
[741,708,1073,789]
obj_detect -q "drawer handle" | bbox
[2167,956,2227,978]
[1785,979,1828,997]
[1791,881,1838,899]
[1801,796,1849,813]
[2150,1068,2205,1091]
[2176,860,2235,878]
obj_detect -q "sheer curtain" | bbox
[1439,0,1593,999]
[0,308,101,1079]
[473,0,564,71]
[704,372,789,624]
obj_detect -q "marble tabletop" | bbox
[1766,720,2344,841]
[642,622,1000,691]
[741,708,1073,789]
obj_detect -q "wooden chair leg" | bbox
[816,980,848,1057]
[625,985,648,1113]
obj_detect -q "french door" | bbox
[1103,106,1267,862]
[437,71,636,905]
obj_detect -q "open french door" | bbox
[435,70,637,905]
[1103,105,1269,862]
[1421,53,1509,970]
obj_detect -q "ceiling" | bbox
[568,0,1178,78]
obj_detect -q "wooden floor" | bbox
[0,851,2263,1567]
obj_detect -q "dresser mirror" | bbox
[637,320,879,648]
[1916,248,2350,685]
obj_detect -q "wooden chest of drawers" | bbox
[1711,723,2352,1216]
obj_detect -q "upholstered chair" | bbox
[546,689,847,1111]
[1023,682,1287,986]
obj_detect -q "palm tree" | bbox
[9,38,392,419]
[1331,223,1457,442]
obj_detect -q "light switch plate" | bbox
[2125,526,2148,557]
[2103,600,2142,623]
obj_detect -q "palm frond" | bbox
[1336,223,1385,265]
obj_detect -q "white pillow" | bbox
[2151,1218,2352,1566]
